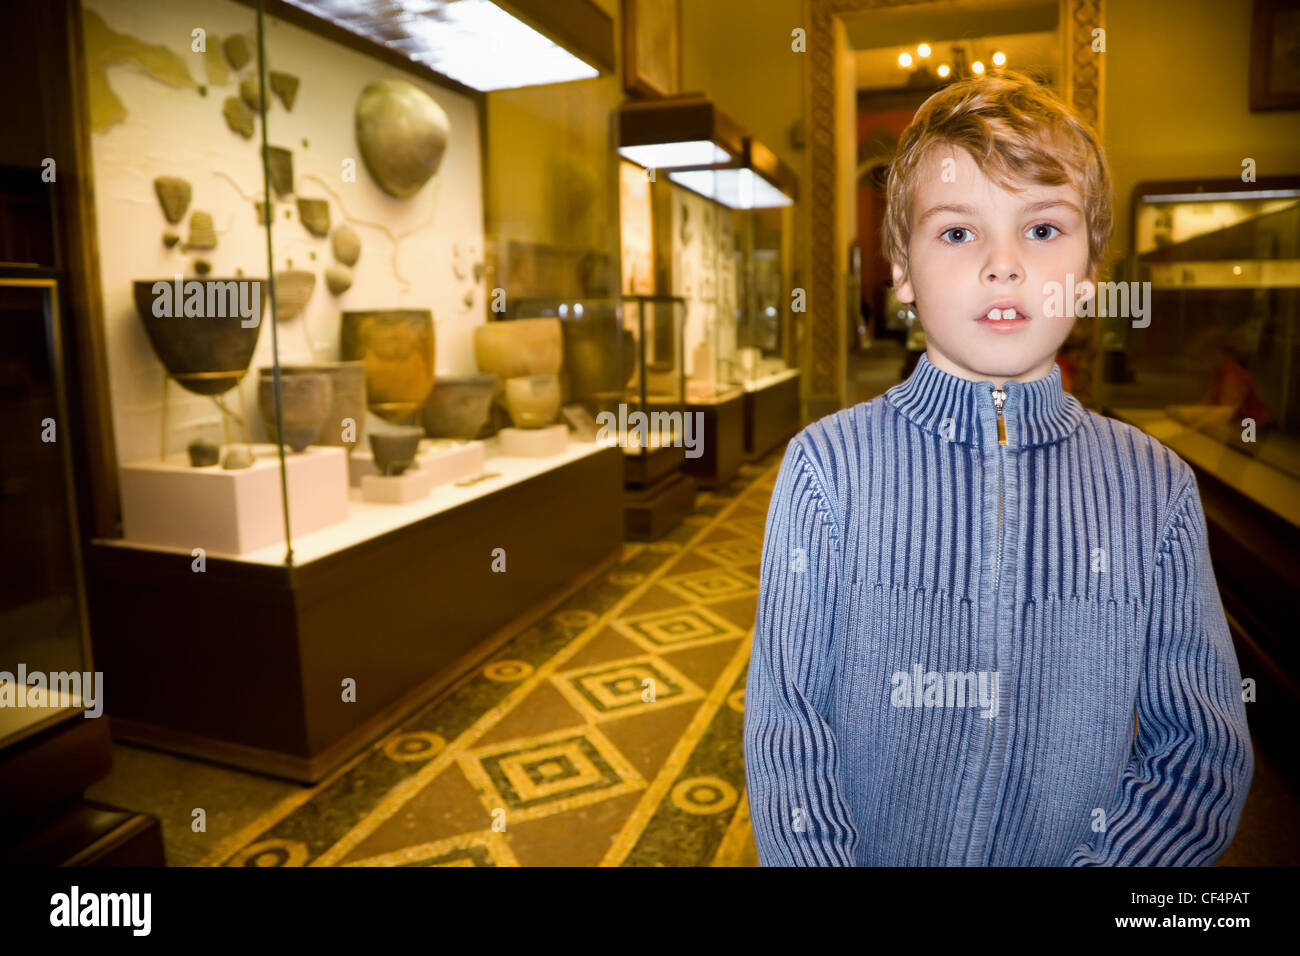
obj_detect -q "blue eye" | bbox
[940,227,971,244]
[1028,223,1061,240]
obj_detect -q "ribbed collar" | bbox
[883,352,1084,449]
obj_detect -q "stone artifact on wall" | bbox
[153,176,192,224]
[325,265,353,296]
[340,309,436,423]
[258,368,334,453]
[355,78,450,199]
[273,269,315,320]
[133,278,265,396]
[267,146,294,197]
[297,197,330,237]
[270,71,300,111]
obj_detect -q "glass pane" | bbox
[0,280,89,742]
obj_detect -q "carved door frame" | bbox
[799,0,1106,414]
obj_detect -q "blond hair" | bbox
[882,70,1112,282]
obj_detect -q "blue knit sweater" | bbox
[744,353,1254,866]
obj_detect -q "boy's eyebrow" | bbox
[916,199,1082,225]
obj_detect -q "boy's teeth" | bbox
[985,308,1018,320]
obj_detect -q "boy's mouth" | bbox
[974,300,1031,332]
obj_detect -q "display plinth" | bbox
[119,445,349,555]
[649,392,745,488]
[348,440,486,487]
[87,445,624,783]
[498,425,568,457]
[743,368,801,460]
[625,471,696,541]
[361,469,435,503]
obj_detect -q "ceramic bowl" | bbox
[134,278,266,395]
[503,373,561,429]
[422,374,496,439]
[258,369,334,452]
[340,309,435,423]
[369,427,424,476]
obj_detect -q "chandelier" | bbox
[896,42,1008,88]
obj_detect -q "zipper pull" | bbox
[992,388,1007,445]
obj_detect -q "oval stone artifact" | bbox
[355,79,450,199]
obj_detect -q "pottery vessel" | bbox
[504,374,561,429]
[563,310,637,399]
[340,309,435,423]
[275,361,367,452]
[258,369,334,452]
[134,278,265,396]
[369,427,423,476]
[422,374,496,439]
[474,318,563,381]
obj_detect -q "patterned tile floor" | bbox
[82,441,1299,866]
[177,452,784,867]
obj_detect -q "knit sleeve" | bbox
[744,436,859,866]
[1066,472,1254,866]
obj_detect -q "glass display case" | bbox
[1100,177,1300,526]
[73,0,626,780]
[0,271,93,746]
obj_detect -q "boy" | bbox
[743,72,1254,866]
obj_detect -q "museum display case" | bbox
[1099,175,1300,755]
[0,272,94,747]
[617,101,801,478]
[1100,177,1300,523]
[75,0,625,781]
[508,294,696,538]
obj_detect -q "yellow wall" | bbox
[1104,0,1300,259]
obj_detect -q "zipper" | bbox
[968,386,1007,864]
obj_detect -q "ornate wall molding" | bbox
[801,0,1106,409]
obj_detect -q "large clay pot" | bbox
[473,318,562,380]
[340,309,435,424]
[422,373,496,439]
[258,368,333,452]
[355,79,450,199]
[277,361,367,452]
[504,374,561,429]
[134,278,265,395]
[369,427,423,476]
[563,309,637,400]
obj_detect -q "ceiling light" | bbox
[898,52,913,68]
[917,43,931,58]
[280,0,613,91]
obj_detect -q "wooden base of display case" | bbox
[85,446,623,783]
[623,442,685,487]
[744,369,801,460]
[649,392,745,489]
[625,472,697,541]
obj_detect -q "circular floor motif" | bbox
[671,776,739,815]
[382,730,447,763]
[228,838,310,867]
[483,659,534,682]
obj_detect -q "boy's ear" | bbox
[891,260,915,304]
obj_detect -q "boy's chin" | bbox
[938,343,1060,382]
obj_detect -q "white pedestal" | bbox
[119,445,349,554]
[349,440,486,487]
[361,469,435,503]
[498,425,569,457]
